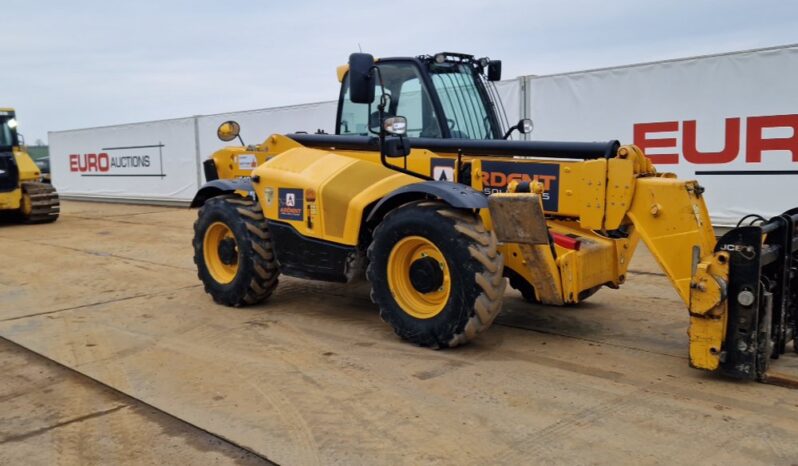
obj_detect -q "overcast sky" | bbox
[6,0,798,143]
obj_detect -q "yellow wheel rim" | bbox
[21,192,32,216]
[203,221,239,284]
[387,236,451,319]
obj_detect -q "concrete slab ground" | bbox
[0,338,271,465]
[1,201,797,465]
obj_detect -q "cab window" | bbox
[339,62,442,138]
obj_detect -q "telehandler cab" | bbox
[0,108,59,223]
[191,52,797,382]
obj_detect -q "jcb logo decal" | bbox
[481,161,560,211]
[719,243,757,260]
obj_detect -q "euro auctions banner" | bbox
[49,118,200,202]
[526,45,798,226]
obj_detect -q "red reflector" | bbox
[551,232,581,250]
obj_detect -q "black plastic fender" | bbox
[366,181,487,224]
[190,178,253,208]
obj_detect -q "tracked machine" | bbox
[191,52,797,382]
[0,109,59,223]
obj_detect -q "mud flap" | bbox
[716,209,798,381]
[488,193,564,305]
[487,193,549,245]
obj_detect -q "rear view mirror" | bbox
[348,53,375,104]
[488,60,502,81]
[217,120,241,142]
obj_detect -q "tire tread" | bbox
[192,195,279,307]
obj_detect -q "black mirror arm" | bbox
[502,124,519,140]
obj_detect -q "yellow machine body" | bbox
[0,108,59,222]
[0,109,42,210]
[213,134,728,370]
[194,53,797,381]
[207,133,727,372]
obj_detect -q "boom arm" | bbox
[618,147,797,380]
[625,172,729,372]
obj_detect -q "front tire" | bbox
[367,201,506,348]
[193,195,279,306]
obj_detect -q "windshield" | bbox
[429,63,500,139]
[0,115,17,148]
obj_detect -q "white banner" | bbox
[525,45,798,226]
[49,117,200,202]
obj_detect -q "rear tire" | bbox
[193,195,279,307]
[367,201,506,348]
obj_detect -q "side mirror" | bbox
[217,120,241,142]
[382,116,409,158]
[348,53,375,104]
[383,137,410,158]
[487,60,502,81]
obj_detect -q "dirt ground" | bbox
[1,200,798,465]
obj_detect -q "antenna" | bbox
[358,43,362,53]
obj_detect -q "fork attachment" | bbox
[716,208,798,380]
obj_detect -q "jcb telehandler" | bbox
[0,108,59,223]
[191,52,797,382]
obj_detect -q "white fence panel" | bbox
[525,45,798,225]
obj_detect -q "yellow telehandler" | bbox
[0,108,59,223]
[191,52,797,382]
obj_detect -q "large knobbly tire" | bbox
[193,195,279,307]
[367,201,506,348]
[20,182,59,223]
